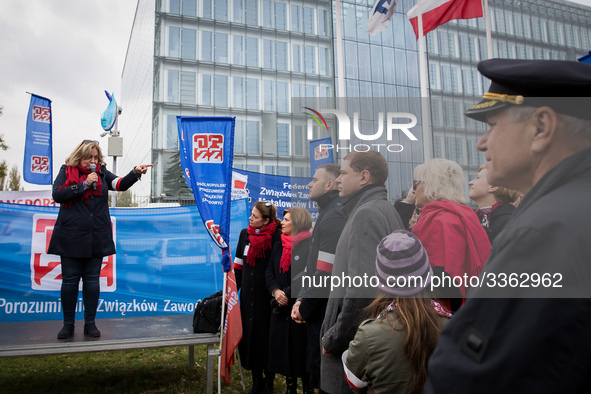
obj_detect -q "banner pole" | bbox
[218,270,227,394]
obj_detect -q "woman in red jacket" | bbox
[411,158,490,312]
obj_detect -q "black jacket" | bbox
[48,164,140,258]
[425,147,591,393]
[487,202,515,242]
[266,236,311,377]
[235,226,282,371]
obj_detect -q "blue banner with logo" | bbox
[232,169,318,222]
[23,94,53,185]
[177,116,235,272]
[309,137,333,175]
[0,200,249,323]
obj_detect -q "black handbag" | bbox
[192,290,224,333]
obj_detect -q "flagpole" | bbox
[334,0,347,164]
[483,0,493,58]
[417,0,432,161]
[218,270,227,394]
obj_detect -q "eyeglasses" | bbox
[414,207,421,215]
[82,140,100,146]
[412,180,423,191]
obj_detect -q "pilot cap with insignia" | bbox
[465,59,591,122]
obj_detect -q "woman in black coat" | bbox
[234,201,282,394]
[266,207,313,394]
[48,140,151,339]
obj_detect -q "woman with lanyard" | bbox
[266,207,313,394]
[234,201,282,393]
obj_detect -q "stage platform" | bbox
[0,315,220,393]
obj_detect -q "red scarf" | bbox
[59,164,103,208]
[280,231,312,273]
[246,221,277,266]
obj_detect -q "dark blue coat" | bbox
[47,164,140,258]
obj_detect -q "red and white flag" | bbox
[407,0,483,39]
[220,268,242,383]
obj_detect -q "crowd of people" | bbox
[49,58,591,392]
[230,59,591,393]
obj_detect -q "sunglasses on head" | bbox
[82,139,99,146]
[412,180,423,191]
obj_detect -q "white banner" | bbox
[0,190,58,206]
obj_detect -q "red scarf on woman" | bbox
[246,221,277,266]
[59,164,103,208]
[280,230,312,273]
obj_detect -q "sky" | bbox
[1,0,591,191]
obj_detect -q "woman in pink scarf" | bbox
[411,159,491,312]
[266,207,313,394]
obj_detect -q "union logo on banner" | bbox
[32,105,51,123]
[30,214,117,291]
[30,155,50,174]
[193,134,224,163]
[314,144,329,161]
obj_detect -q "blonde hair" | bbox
[65,141,105,167]
[414,158,466,205]
[283,207,312,235]
[477,165,521,204]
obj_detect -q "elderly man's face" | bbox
[476,109,531,192]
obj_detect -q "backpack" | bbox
[192,290,224,334]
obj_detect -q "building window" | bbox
[293,125,304,156]
[214,33,228,63]
[263,0,274,28]
[276,41,288,71]
[180,71,196,104]
[233,77,244,108]
[278,123,290,156]
[202,74,212,105]
[181,28,196,60]
[214,0,228,21]
[170,0,180,14]
[201,31,212,61]
[277,166,290,176]
[319,47,330,76]
[276,2,287,30]
[245,0,258,25]
[234,119,245,154]
[304,45,316,74]
[246,78,259,110]
[264,80,275,111]
[291,5,302,32]
[303,7,315,34]
[166,115,178,149]
[293,44,302,72]
[233,0,244,23]
[246,121,260,154]
[263,39,274,69]
[202,0,212,18]
[214,75,228,107]
[167,70,179,103]
[246,37,259,67]
[182,0,196,16]
[318,9,327,36]
[277,82,289,112]
[169,26,180,58]
[233,35,245,65]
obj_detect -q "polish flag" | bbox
[407,0,483,39]
[220,268,242,383]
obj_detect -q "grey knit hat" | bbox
[375,230,432,296]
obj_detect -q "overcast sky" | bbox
[1,0,591,191]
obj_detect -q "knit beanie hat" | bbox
[375,230,432,296]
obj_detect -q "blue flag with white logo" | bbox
[367,0,398,35]
[309,137,334,175]
[177,116,235,272]
[24,94,53,185]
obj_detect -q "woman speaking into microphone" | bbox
[48,139,151,339]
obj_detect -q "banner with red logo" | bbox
[24,94,53,185]
[176,116,235,272]
[309,137,334,175]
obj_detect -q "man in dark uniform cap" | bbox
[425,59,591,393]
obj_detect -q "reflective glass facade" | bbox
[121,0,591,203]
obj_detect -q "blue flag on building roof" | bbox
[177,116,235,272]
[23,94,53,185]
[367,0,399,35]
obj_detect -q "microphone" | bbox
[90,163,97,191]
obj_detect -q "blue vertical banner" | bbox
[23,94,53,185]
[177,116,235,272]
[309,137,333,175]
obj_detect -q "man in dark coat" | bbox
[291,164,347,391]
[425,59,591,393]
[319,150,403,393]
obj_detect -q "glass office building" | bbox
[120,0,591,204]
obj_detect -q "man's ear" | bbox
[359,169,371,186]
[325,179,334,191]
[531,107,558,153]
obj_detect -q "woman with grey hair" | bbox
[411,158,490,312]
